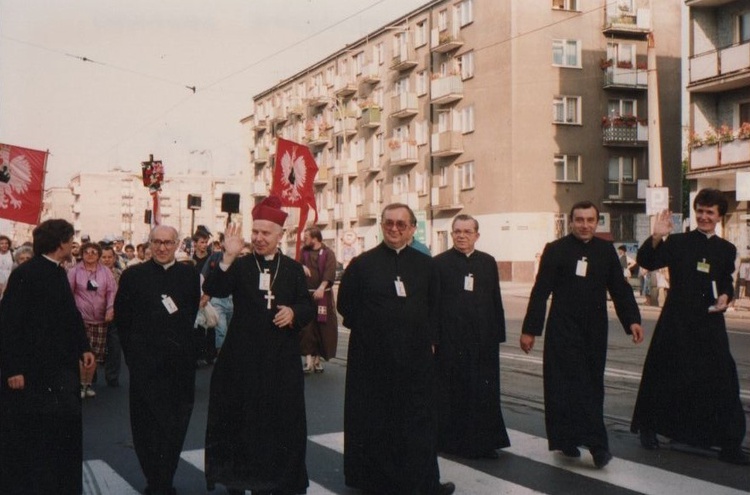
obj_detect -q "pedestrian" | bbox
[434,214,510,459]
[520,200,644,468]
[617,245,636,279]
[115,225,201,495]
[0,234,14,293]
[299,226,338,373]
[100,245,123,387]
[631,189,748,465]
[0,219,95,495]
[200,234,232,358]
[203,195,314,495]
[11,244,33,266]
[68,242,117,398]
[192,229,211,273]
[337,203,455,495]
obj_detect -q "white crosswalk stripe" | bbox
[82,460,139,495]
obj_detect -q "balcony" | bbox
[358,155,382,174]
[287,97,305,117]
[357,202,380,221]
[315,209,330,225]
[306,128,331,147]
[307,87,329,108]
[601,118,648,146]
[688,41,750,93]
[431,131,464,157]
[430,28,464,53]
[314,164,329,185]
[430,75,463,105]
[333,158,358,177]
[390,45,418,72]
[269,104,287,125]
[253,118,268,132]
[602,65,648,90]
[333,117,358,137]
[690,139,750,171]
[360,63,381,84]
[333,75,357,98]
[602,8,651,39]
[361,107,382,128]
[430,186,463,212]
[391,192,418,210]
[389,141,419,167]
[253,147,269,164]
[250,181,269,197]
[390,92,418,119]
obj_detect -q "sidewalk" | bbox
[500,282,750,320]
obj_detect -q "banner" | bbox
[0,144,47,225]
[270,138,319,259]
[141,157,164,227]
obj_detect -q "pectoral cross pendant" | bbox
[265,290,275,310]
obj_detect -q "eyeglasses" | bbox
[83,250,100,256]
[452,229,477,236]
[382,219,412,231]
[150,240,176,248]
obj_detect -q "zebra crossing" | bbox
[82,428,747,495]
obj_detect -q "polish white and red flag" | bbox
[0,144,47,225]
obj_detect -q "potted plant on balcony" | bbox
[616,60,633,69]
[703,128,719,146]
[739,122,750,140]
[717,124,734,143]
[688,131,703,149]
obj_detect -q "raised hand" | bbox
[222,223,244,261]
[652,209,673,239]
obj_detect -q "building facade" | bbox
[685,0,750,257]
[244,0,682,280]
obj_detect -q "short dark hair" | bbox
[125,244,135,251]
[80,242,102,257]
[0,235,11,246]
[452,214,479,232]
[382,203,417,226]
[569,200,600,222]
[305,226,323,242]
[32,219,74,256]
[693,188,727,216]
[617,245,627,253]
[192,230,210,241]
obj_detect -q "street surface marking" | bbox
[83,460,139,495]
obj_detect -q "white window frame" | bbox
[461,105,475,133]
[415,20,428,47]
[325,66,335,86]
[607,42,636,66]
[552,0,578,11]
[738,11,750,43]
[437,165,448,187]
[416,70,428,96]
[374,179,383,203]
[375,43,384,65]
[354,52,365,75]
[553,96,581,124]
[552,39,581,68]
[458,0,473,27]
[459,161,475,190]
[458,51,474,80]
[416,171,429,196]
[438,9,448,31]
[415,120,428,145]
[554,154,581,183]
[607,156,636,198]
[376,132,385,156]
[607,98,637,118]
[393,173,410,195]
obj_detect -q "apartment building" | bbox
[685,0,750,257]
[65,170,241,244]
[244,0,682,281]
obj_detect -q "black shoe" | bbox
[481,449,499,459]
[591,447,613,468]
[719,448,750,466]
[436,482,456,495]
[560,446,581,458]
[639,429,658,450]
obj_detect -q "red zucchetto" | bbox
[252,195,288,227]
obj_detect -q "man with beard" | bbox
[203,195,314,495]
[521,200,643,468]
[434,214,510,459]
[115,225,201,495]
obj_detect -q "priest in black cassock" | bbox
[203,195,314,495]
[434,214,510,459]
[521,200,643,469]
[632,189,748,465]
[0,219,95,495]
[115,225,201,495]
[338,203,455,495]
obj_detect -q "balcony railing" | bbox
[333,117,358,137]
[430,27,463,53]
[603,7,651,38]
[361,107,382,128]
[287,97,305,117]
[314,164,329,185]
[360,63,381,84]
[306,128,331,147]
[689,41,750,92]
[357,202,380,220]
[390,44,418,72]
[307,87,329,108]
[315,209,330,225]
[250,181,269,197]
[431,131,464,157]
[333,75,357,98]
[390,92,418,119]
[601,121,648,146]
[603,65,648,89]
[253,147,269,163]
[358,154,382,174]
[333,158,358,177]
[391,192,418,210]
[389,142,419,167]
[269,104,287,124]
[430,186,463,211]
[690,139,750,171]
[430,75,463,105]
[253,118,268,131]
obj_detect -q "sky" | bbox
[0,0,429,188]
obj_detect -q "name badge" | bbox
[394,276,407,297]
[464,274,474,291]
[89,279,99,288]
[576,258,588,277]
[697,259,710,273]
[259,270,271,291]
[161,295,178,314]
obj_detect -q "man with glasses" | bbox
[434,214,510,460]
[338,203,455,495]
[115,225,201,495]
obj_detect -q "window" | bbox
[416,70,428,96]
[325,66,335,86]
[393,173,410,194]
[459,161,475,189]
[458,0,473,27]
[376,133,385,155]
[553,96,581,124]
[354,139,365,162]
[438,10,448,31]
[739,12,750,43]
[354,52,365,75]
[372,88,384,108]
[554,154,581,182]
[374,179,383,203]
[607,42,635,67]
[375,43,384,65]
[552,0,577,10]
[457,51,474,79]
[461,105,475,133]
[395,77,410,95]
[312,73,323,92]
[552,39,581,68]
[416,172,429,196]
[352,183,362,205]
[415,21,428,47]
[608,156,636,198]
[739,102,750,126]
[607,98,636,118]
[437,165,448,187]
[415,120,428,145]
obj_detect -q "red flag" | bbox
[0,144,47,225]
[270,138,319,259]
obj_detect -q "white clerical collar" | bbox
[155,259,176,270]
[697,229,715,239]
[43,254,61,266]
[254,251,277,261]
[455,248,475,257]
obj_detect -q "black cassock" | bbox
[522,235,640,451]
[115,260,201,493]
[632,231,745,449]
[203,252,313,494]
[0,256,91,495]
[338,243,442,495]
[434,248,510,458]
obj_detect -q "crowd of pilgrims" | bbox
[0,191,746,495]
